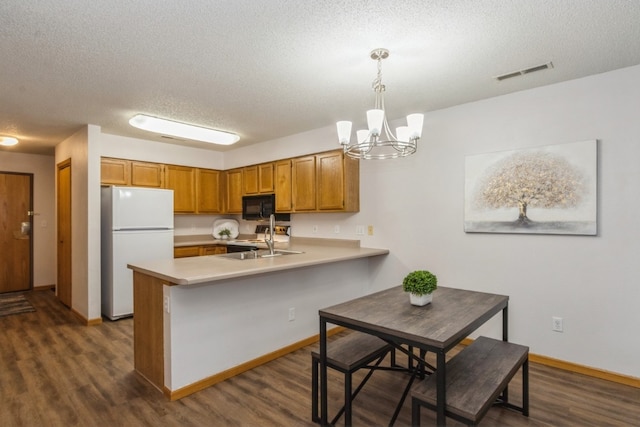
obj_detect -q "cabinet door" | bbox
[292,156,316,211]
[174,246,201,258]
[196,169,222,213]
[316,151,345,210]
[200,245,226,256]
[101,158,130,185]
[131,161,164,188]
[165,165,196,213]
[275,160,292,212]
[226,169,243,213]
[243,166,259,195]
[258,163,274,193]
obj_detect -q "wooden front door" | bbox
[0,172,33,293]
[57,160,72,307]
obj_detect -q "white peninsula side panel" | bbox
[163,258,371,391]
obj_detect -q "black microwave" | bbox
[242,194,290,221]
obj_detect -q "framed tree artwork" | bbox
[464,140,597,235]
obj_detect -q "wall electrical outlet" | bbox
[367,225,374,236]
[312,225,318,234]
[164,296,171,314]
[288,307,295,321]
[552,316,563,332]
[334,225,340,234]
[356,225,365,235]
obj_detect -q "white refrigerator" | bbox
[101,186,174,320]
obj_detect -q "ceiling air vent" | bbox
[494,61,554,81]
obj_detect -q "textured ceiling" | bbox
[2,0,640,155]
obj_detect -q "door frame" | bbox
[56,159,72,307]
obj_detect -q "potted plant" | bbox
[402,270,438,306]
[218,228,232,240]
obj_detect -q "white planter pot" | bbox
[409,293,433,306]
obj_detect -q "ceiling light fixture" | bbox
[0,136,19,147]
[337,48,424,160]
[129,114,240,145]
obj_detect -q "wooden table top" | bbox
[319,286,508,351]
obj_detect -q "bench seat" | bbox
[411,336,529,426]
[312,331,391,425]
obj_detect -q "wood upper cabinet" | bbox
[196,168,222,213]
[225,168,243,213]
[131,161,163,188]
[258,163,274,193]
[316,151,359,212]
[101,157,130,185]
[101,158,163,188]
[243,166,259,194]
[292,155,316,211]
[164,165,196,213]
[243,163,274,195]
[275,159,292,212]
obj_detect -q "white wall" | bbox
[100,133,225,170]
[0,151,56,287]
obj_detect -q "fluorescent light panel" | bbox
[0,136,19,146]
[129,114,239,145]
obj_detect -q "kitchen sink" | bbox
[216,249,304,260]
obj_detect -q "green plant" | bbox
[402,270,437,296]
[218,228,232,238]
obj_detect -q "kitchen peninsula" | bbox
[128,238,388,400]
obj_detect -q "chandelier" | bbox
[337,48,424,160]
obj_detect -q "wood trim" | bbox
[166,326,346,401]
[460,337,639,388]
[70,307,103,326]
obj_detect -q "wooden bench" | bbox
[311,331,392,426]
[411,336,529,426]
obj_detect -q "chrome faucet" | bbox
[264,214,276,255]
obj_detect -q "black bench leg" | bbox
[311,357,319,422]
[523,359,529,416]
[344,372,353,426]
[411,397,421,426]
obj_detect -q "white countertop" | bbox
[130,237,389,286]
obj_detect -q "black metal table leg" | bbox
[319,318,328,426]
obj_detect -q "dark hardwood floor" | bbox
[1,289,638,426]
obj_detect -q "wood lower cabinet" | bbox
[165,165,196,213]
[200,245,226,256]
[174,246,201,258]
[174,245,226,258]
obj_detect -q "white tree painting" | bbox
[464,140,597,235]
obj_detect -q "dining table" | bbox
[317,286,509,426]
